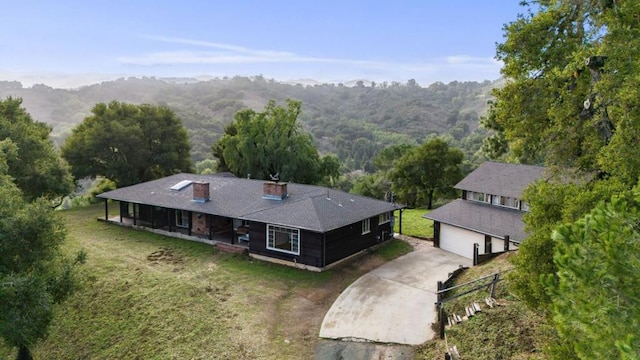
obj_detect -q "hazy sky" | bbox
[0,1,525,88]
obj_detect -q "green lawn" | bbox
[1,204,413,360]
[394,208,433,239]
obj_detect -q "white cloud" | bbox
[445,55,496,65]
[118,36,502,82]
[119,35,384,67]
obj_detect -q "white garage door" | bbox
[439,224,484,259]
[491,237,504,253]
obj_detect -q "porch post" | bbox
[208,214,212,240]
[398,209,403,235]
[133,204,137,225]
[168,209,172,232]
[188,211,192,236]
[103,198,108,220]
[504,235,510,251]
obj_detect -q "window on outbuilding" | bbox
[469,191,485,202]
[267,224,300,255]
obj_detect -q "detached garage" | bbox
[424,162,545,261]
[427,199,525,260]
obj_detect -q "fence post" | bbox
[473,243,479,266]
[439,306,446,339]
[437,280,445,339]
[490,273,499,298]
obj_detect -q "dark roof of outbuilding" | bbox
[97,173,403,233]
[455,162,546,198]
[424,199,526,243]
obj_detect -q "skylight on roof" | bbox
[170,180,192,191]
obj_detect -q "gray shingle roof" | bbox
[455,162,546,198]
[97,173,403,233]
[424,199,526,243]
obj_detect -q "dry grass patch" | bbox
[416,253,550,360]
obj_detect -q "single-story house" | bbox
[424,162,546,260]
[97,173,404,271]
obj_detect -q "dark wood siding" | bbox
[324,215,392,266]
[248,223,324,268]
[138,204,153,223]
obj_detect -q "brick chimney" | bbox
[263,181,288,200]
[192,182,210,203]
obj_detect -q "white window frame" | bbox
[492,195,519,209]
[362,218,371,234]
[266,224,300,255]
[175,209,189,228]
[468,191,485,203]
[378,212,391,224]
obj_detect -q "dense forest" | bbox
[0,77,496,173]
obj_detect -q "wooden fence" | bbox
[435,269,511,339]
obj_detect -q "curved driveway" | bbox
[319,244,472,345]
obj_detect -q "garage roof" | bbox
[424,199,526,243]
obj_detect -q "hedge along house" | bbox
[97,173,404,271]
[424,162,546,261]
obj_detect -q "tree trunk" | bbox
[17,345,33,360]
[427,189,434,209]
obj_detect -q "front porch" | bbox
[99,200,250,248]
[99,215,250,250]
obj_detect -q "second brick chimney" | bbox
[192,182,210,203]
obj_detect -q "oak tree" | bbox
[486,0,640,305]
[62,101,192,187]
[0,97,74,202]
[389,138,463,209]
[0,145,84,360]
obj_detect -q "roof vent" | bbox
[263,181,288,200]
[192,182,210,203]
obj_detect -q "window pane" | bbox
[266,225,300,255]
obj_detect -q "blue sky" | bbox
[0,1,525,88]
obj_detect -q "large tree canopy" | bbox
[389,138,463,209]
[0,146,83,360]
[484,0,640,175]
[212,99,339,184]
[486,1,640,357]
[0,97,74,201]
[61,101,192,187]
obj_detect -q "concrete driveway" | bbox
[319,244,472,345]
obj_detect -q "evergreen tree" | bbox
[550,188,640,359]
